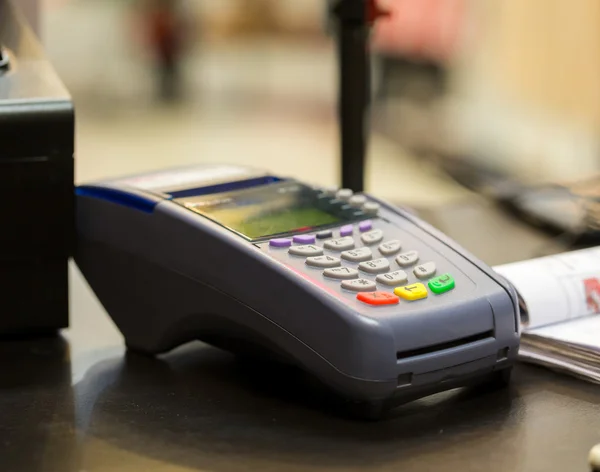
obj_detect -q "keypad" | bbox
[341,278,377,292]
[289,245,323,257]
[379,240,401,256]
[268,220,459,308]
[396,250,419,267]
[306,255,341,269]
[324,267,359,280]
[414,262,436,279]
[376,270,408,286]
[324,237,355,251]
[358,258,390,275]
[361,229,384,245]
[341,247,373,263]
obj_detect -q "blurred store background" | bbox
[35,0,600,216]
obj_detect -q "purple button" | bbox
[293,234,316,244]
[359,220,373,232]
[340,225,354,237]
[269,238,292,248]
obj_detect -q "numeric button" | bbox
[323,267,359,280]
[414,262,436,279]
[396,250,419,267]
[363,202,380,215]
[376,270,408,286]
[306,255,341,268]
[341,278,377,292]
[361,229,384,245]
[324,236,355,251]
[336,188,353,201]
[349,195,367,208]
[379,240,401,256]
[358,258,390,274]
[341,247,372,262]
[289,245,323,257]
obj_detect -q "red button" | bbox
[357,291,399,306]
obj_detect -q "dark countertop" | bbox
[2,197,599,472]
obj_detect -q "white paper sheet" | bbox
[493,248,600,384]
[494,247,600,329]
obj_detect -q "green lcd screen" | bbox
[179,181,347,240]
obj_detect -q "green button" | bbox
[428,273,455,294]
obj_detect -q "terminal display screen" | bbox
[177,181,360,240]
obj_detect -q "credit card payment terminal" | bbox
[75,164,520,416]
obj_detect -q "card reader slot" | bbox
[396,330,494,360]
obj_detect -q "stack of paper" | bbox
[494,248,600,384]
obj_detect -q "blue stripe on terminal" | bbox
[75,186,157,213]
[167,176,283,199]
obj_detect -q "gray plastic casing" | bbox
[75,166,520,406]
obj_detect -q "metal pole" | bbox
[338,20,370,192]
[331,0,371,192]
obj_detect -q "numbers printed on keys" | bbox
[379,240,402,256]
[396,250,419,267]
[376,270,408,286]
[323,267,359,280]
[361,229,384,245]
[306,255,341,269]
[289,245,324,257]
[358,258,390,274]
[341,247,372,263]
[324,236,355,251]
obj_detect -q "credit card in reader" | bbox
[75,164,520,417]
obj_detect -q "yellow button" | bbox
[394,283,428,301]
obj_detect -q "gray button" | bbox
[323,236,355,251]
[341,247,373,263]
[414,262,437,279]
[323,267,359,280]
[289,245,323,257]
[336,188,353,201]
[396,250,419,267]
[322,186,337,197]
[341,278,377,292]
[306,255,341,268]
[361,229,384,245]
[349,195,367,208]
[358,258,391,274]
[379,239,402,256]
[363,202,380,215]
[376,270,409,286]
